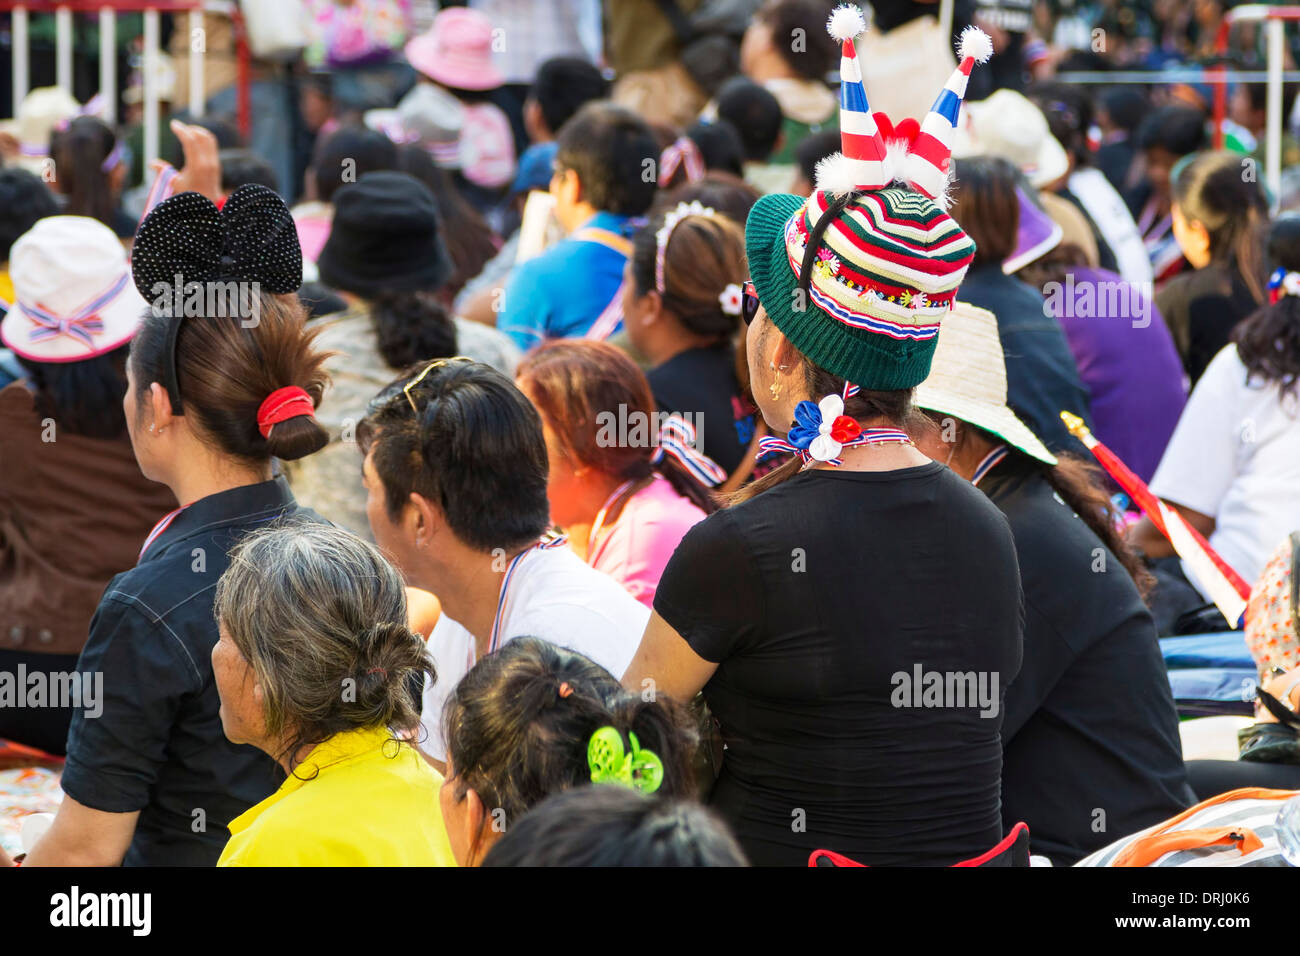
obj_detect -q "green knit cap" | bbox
[745,186,976,391]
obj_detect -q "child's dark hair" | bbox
[1172,150,1268,305]
[311,125,399,202]
[555,102,659,217]
[49,117,119,227]
[715,76,783,163]
[686,119,745,178]
[1136,105,1209,156]
[15,345,130,439]
[531,56,609,136]
[129,292,331,463]
[481,786,749,867]
[1233,215,1300,401]
[795,127,842,190]
[443,638,698,864]
[0,167,58,261]
[220,149,278,193]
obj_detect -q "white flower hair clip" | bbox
[655,200,716,294]
[719,282,743,316]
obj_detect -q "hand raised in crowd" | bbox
[169,119,222,202]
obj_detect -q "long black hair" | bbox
[15,345,130,439]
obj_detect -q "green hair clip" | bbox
[587,726,664,794]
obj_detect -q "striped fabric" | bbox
[1076,789,1297,867]
[835,29,889,191]
[903,28,986,201]
[782,186,975,340]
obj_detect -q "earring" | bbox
[769,365,783,402]
[149,423,155,433]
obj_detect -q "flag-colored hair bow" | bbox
[23,272,129,350]
[652,413,728,487]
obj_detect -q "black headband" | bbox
[132,184,303,414]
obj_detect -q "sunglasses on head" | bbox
[742,280,761,326]
[368,356,476,417]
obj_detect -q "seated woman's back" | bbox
[656,462,1023,865]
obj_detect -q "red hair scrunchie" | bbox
[257,386,315,438]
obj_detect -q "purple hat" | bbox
[404,8,504,92]
[1003,186,1063,275]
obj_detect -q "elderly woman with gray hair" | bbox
[211,521,456,866]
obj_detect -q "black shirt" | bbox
[980,456,1195,866]
[62,478,319,866]
[646,344,756,476]
[654,463,1024,866]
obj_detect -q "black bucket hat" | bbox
[317,169,454,298]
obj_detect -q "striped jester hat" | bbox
[741,5,993,391]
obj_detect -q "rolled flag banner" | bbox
[822,5,889,194]
[903,26,993,203]
[1061,411,1250,627]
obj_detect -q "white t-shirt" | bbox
[1068,168,1154,287]
[419,544,649,761]
[1150,344,1300,598]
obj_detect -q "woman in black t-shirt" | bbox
[623,40,1023,865]
[621,202,758,480]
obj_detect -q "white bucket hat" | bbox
[0,86,81,175]
[952,88,1070,189]
[1,216,148,364]
[913,300,1057,465]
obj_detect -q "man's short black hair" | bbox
[0,168,58,262]
[532,57,609,136]
[1136,105,1209,156]
[794,127,841,189]
[687,119,744,177]
[312,125,399,203]
[555,102,659,217]
[219,149,278,193]
[758,0,838,81]
[716,77,784,162]
[359,360,551,553]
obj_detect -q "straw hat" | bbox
[912,301,1057,464]
[0,216,148,363]
[952,89,1070,189]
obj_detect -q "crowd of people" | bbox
[0,0,1299,870]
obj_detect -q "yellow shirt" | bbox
[218,726,456,867]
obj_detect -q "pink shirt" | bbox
[589,474,706,608]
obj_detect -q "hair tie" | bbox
[366,666,387,678]
[654,200,717,295]
[257,386,315,438]
[659,137,704,188]
[558,681,574,699]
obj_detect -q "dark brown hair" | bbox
[1172,150,1269,306]
[629,209,747,342]
[443,637,697,865]
[950,156,1021,269]
[49,117,118,227]
[129,291,331,462]
[517,340,719,515]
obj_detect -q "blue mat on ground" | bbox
[1160,632,1255,717]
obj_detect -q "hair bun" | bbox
[131,184,303,302]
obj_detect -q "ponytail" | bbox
[1173,150,1269,305]
[49,117,118,227]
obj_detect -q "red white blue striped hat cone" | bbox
[903,26,993,203]
[825,5,888,192]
